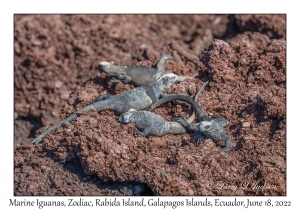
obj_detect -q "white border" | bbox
[1,0,298,209]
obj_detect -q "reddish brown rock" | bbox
[242,122,251,128]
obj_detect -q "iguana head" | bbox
[159,73,178,92]
[118,110,136,124]
[198,118,225,140]
[199,120,213,132]
[98,61,126,75]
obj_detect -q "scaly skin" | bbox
[31,74,178,144]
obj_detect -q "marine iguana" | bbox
[30,74,178,144]
[147,83,232,152]
[98,54,195,86]
[119,110,192,136]
[118,81,208,136]
[175,115,231,152]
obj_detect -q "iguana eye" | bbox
[162,77,168,85]
[204,125,210,129]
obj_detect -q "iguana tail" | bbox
[148,81,209,121]
[156,54,174,76]
[31,99,117,144]
[189,81,208,119]
[30,113,77,144]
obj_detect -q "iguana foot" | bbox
[220,147,230,152]
[194,138,206,146]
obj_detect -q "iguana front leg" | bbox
[110,74,132,84]
[175,117,206,146]
[134,126,151,136]
[194,129,207,146]
[219,135,231,152]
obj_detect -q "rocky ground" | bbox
[14,14,286,196]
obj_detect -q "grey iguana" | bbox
[98,54,195,86]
